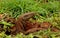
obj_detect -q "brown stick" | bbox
[11,12,36,34]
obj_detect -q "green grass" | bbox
[0,0,60,38]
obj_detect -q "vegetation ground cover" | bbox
[0,0,60,38]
